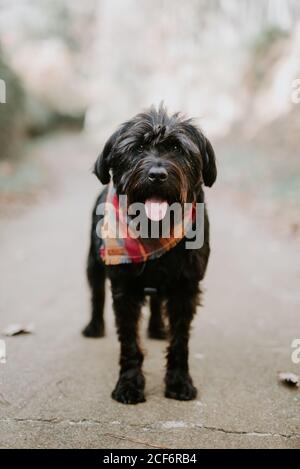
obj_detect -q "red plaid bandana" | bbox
[99,183,195,265]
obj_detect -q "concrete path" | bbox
[0,134,299,448]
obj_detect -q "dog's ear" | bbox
[93,130,119,184]
[202,136,217,187]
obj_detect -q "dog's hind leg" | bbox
[165,286,198,401]
[148,296,167,340]
[82,247,106,338]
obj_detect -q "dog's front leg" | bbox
[111,287,145,404]
[165,289,198,400]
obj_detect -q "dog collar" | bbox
[98,183,194,265]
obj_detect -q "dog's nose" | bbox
[148,166,168,183]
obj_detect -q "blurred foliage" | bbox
[253,26,289,56]
[0,48,25,160]
[0,0,299,211]
[246,26,290,91]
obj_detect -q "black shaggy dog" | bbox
[83,105,217,404]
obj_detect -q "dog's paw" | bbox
[147,325,167,340]
[82,321,105,338]
[165,373,197,401]
[112,372,145,405]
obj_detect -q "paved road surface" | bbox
[0,134,299,448]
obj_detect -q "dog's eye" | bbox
[173,144,181,153]
[136,144,144,153]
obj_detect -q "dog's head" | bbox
[94,105,216,213]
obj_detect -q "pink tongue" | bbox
[145,198,168,221]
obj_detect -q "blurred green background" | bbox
[0,0,300,229]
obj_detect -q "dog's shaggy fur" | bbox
[83,105,217,404]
